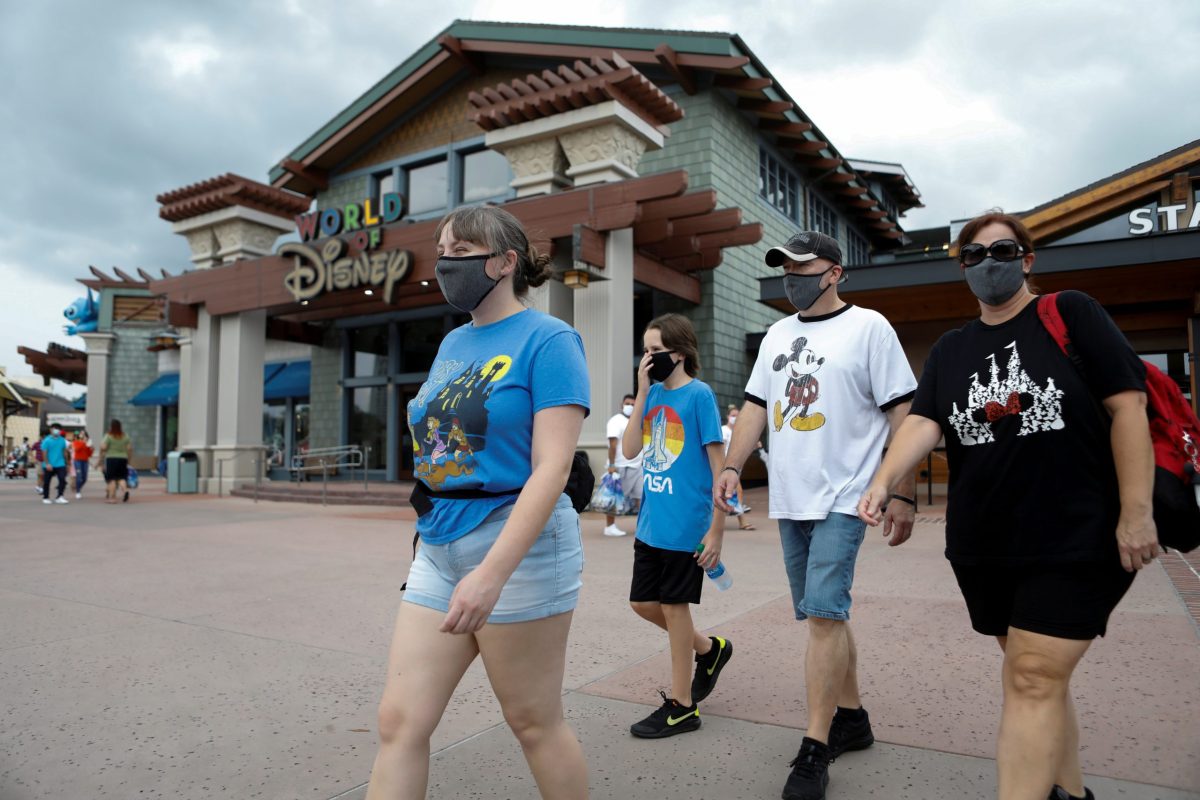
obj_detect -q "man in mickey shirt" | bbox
[717,231,918,800]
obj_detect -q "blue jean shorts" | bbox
[778,512,867,621]
[403,494,584,624]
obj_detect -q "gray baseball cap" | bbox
[764,231,842,267]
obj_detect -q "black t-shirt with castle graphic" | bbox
[911,291,1145,565]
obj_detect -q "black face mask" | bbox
[434,253,500,313]
[783,266,836,312]
[649,351,679,382]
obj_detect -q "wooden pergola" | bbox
[150,169,761,321]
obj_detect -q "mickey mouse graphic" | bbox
[772,336,827,432]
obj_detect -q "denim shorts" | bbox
[403,494,584,624]
[778,513,867,621]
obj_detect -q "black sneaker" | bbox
[827,706,874,758]
[691,636,733,704]
[630,690,701,739]
[1049,787,1095,800]
[782,737,831,800]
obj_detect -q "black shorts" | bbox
[105,458,129,482]
[951,559,1136,640]
[630,538,704,605]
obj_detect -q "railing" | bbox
[216,447,269,500]
[290,445,370,506]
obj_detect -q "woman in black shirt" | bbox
[857,212,1158,800]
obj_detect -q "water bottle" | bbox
[695,543,733,591]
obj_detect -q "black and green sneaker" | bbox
[691,635,733,704]
[630,690,701,739]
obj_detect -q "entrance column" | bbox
[574,228,634,474]
[212,310,267,495]
[177,309,220,488]
[79,332,115,444]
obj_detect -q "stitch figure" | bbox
[63,290,99,336]
[772,336,826,432]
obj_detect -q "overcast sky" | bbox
[3,0,1198,394]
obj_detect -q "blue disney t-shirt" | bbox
[636,378,723,552]
[407,309,590,545]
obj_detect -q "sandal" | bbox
[739,523,755,530]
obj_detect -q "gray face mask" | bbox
[963,256,1027,306]
[783,267,835,312]
[435,253,500,312]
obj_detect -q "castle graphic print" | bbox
[948,340,1065,446]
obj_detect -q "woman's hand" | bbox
[695,529,724,570]
[440,565,506,635]
[857,480,890,527]
[1116,510,1158,572]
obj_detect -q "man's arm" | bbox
[884,401,917,500]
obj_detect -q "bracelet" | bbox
[721,466,741,477]
[889,493,915,506]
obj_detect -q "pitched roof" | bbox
[266,20,917,245]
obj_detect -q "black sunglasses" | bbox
[959,239,1025,267]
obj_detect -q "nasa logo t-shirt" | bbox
[636,378,723,552]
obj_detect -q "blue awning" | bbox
[263,361,311,401]
[129,373,180,406]
[72,393,86,410]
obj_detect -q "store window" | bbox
[349,386,388,470]
[759,148,799,222]
[808,191,838,239]
[407,159,449,216]
[351,325,389,377]
[374,170,397,208]
[263,404,287,468]
[846,230,870,266]
[461,149,512,203]
[400,316,447,373]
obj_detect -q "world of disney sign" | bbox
[280,192,413,304]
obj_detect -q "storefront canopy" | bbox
[129,373,180,406]
[72,393,86,410]
[128,363,309,407]
[263,361,310,401]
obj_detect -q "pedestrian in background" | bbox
[72,430,93,499]
[604,392,642,537]
[722,405,756,530]
[40,425,70,504]
[100,420,133,504]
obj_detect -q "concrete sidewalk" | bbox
[0,478,1196,799]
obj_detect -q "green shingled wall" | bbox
[639,88,795,411]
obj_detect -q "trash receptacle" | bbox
[167,451,199,494]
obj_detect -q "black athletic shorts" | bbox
[951,559,1136,640]
[630,538,704,605]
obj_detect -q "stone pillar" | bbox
[171,206,295,269]
[490,138,571,199]
[211,310,267,495]
[177,309,220,487]
[79,333,116,445]
[574,228,634,476]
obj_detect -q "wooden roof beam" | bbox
[634,253,701,304]
[279,158,329,192]
[785,140,829,155]
[639,190,718,222]
[654,44,698,95]
[671,207,742,237]
[805,156,844,170]
[760,120,813,137]
[640,235,702,261]
[695,222,762,250]
[737,98,793,115]
[633,218,673,246]
[437,34,483,75]
[714,75,773,92]
[663,249,723,271]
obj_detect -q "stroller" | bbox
[5,454,28,479]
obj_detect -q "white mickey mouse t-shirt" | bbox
[745,305,916,520]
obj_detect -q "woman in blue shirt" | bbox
[366,207,590,799]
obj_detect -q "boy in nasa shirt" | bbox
[621,314,733,739]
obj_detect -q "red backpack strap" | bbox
[1036,293,1070,355]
